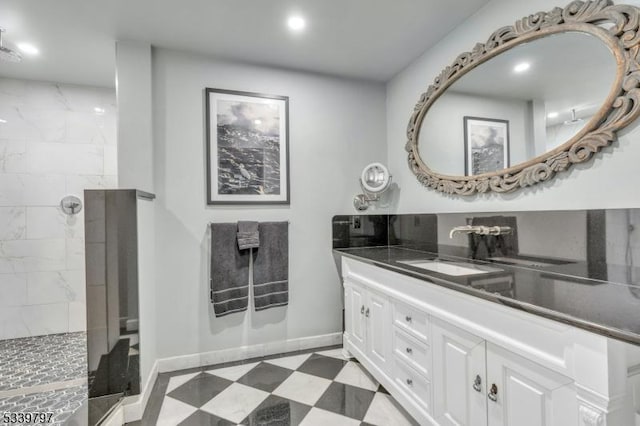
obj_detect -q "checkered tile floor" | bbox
[154,348,418,425]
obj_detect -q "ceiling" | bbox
[0,0,490,88]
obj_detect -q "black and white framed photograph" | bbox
[205,88,289,205]
[463,116,510,175]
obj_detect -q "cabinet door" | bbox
[346,282,366,353]
[432,318,487,426]
[486,343,576,426]
[366,290,391,371]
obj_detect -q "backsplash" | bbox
[332,215,388,249]
[332,209,640,286]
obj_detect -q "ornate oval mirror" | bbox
[406,0,640,195]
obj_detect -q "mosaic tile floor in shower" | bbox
[0,332,87,392]
[0,384,87,425]
[0,332,88,425]
[145,348,419,425]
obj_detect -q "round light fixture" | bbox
[17,42,39,56]
[287,15,306,32]
[547,112,559,119]
[94,107,105,115]
[513,62,530,73]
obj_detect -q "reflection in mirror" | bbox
[418,31,616,177]
[85,190,141,424]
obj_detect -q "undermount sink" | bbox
[397,259,502,276]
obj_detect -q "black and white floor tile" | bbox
[149,348,418,426]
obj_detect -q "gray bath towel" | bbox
[237,221,260,250]
[253,221,289,311]
[211,223,250,317]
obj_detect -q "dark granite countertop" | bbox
[334,245,640,346]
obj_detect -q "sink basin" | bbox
[397,259,502,276]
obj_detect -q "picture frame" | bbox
[205,88,290,205]
[463,116,510,176]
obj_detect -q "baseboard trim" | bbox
[121,359,159,423]
[100,403,124,426]
[157,332,342,373]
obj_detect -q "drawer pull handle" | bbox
[405,347,413,354]
[488,384,498,402]
[365,308,370,318]
[405,316,412,323]
[406,378,413,386]
[361,305,365,315]
[472,375,482,392]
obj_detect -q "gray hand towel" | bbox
[253,221,289,311]
[237,221,260,250]
[211,223,250,317]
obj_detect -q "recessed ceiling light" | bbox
[0,118,6,124]
[547,112,559,119]
[17,43,39,56]
[287,15,306,32]
[94,107,105,115]
[254,119,262,125]
[513,62,530,73]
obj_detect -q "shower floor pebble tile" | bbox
[139,347,418,425]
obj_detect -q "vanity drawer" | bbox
[394,355,432,412]
[393,327,430,378]
[393,301,429,342]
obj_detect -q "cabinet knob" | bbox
[405,347,413,354]
[488,384,498,402]
[365,308,370,318]
[361,305,365,315]
[405,315,412,323]
[406,378,413,386]
[472,375,482,392]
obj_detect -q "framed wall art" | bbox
[205,88,290,205]
[463,116,510,176]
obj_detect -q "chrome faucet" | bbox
[449,225,512,239]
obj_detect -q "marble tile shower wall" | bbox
[0,77,117,339]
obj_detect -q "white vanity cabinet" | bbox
[485,341,576,426]
[431,318,487,426]
[432,318,576,426]
[344,281,392,374]
[341,256,638,426]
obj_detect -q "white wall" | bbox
[0,77,117,339]
[136,196,156,400]
[151,48,387,359]
[116,41,154,193]
[387,0,640,213]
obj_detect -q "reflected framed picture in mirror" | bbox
[463,116,510,176]
[205,88,290,205]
